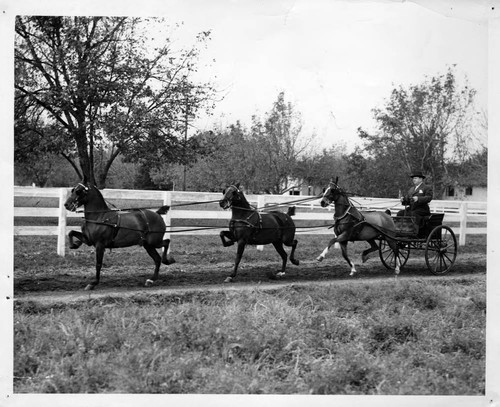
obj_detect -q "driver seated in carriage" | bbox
[396,171,433,236]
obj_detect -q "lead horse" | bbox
[317,179,401,276]
[219,183,299,282]
[64,179,174,290]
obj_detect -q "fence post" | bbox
[256,195,266,251]
[163,191,172,254]
[57,188,68,257]
[459,201,468,246]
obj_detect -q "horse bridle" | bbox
[220,185,243,210]
[221,185,262,228]
[66,183,90,211]
[323,183,361,223]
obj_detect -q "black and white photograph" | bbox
[2,0,498,405]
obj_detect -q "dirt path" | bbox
[14,267,486,305]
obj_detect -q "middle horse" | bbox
[317,179,401,276]
[219,183,299,282]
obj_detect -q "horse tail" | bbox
[156,205,170,215]
[287,206,296,217]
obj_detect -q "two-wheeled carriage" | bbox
[378,214,458,275]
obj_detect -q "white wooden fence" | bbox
[14,186,487,256]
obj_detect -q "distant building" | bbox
[442,150,487,202]
[443,184,487,201]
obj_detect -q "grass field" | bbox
[14,276,486,394]
[13,229,487,394]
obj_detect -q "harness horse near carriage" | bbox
[317,178,457,276]
[64,177,457,289]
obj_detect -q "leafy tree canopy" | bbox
[15,16,216,187]
[357,66,485,196]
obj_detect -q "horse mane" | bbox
[236,188,251,207]
[88,184,110,210]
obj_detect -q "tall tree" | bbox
[15,16,215,187]
[151,93,314,194]
[358,67,482,196]
[251,91,313,194]
[294,145,347,192]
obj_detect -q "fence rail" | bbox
[14,187,487,256]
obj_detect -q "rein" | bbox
[333,201,355,222]
[76,198,223,214]
[326,191,399,240]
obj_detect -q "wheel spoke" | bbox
[425,225,457,275]
[379,239,410,270]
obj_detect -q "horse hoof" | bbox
[224,277,233,283]
[145,279,155,287]
[276,272,286,278]
[162,257,176,265]
[291,259,300,266]
[362,255,368,263]
[316,256,324,262]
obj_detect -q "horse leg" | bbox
[68,230,87,249]
[144,243,162,287]
[270,242,288,279]
[361,239,379,263]
[85,243,105,290]
[220,230,235,247]
[161,239,176,265]
[316,237,337,262]
[225,240,246,283]
[387,239,401,276]
[287,239,300,266]
[339,241,357,276]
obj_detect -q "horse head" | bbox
[320,179,345,208]
[64,182,92,212]
[219,183,244,210]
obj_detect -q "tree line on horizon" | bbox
[14,16,487,199]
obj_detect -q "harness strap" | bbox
[230,210,262,230]
[137,209,151,241]
[112,213,121,244]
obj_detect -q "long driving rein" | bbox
[324,184,399,241]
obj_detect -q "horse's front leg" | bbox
[220,230,235,247]
[225,240,246,283]
[68,230,87,249]
[85,242,105,290]
[316,235,338,262]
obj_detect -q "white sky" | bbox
[159,0,489,150]
[2,0,489,151]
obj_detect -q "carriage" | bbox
[378,213,458,275]
[318,180,459,277]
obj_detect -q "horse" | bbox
[317,179,401,276]
[64,179,174,290]
[219,183,299,283]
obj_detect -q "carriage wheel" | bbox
[425,225,457,275]
[379,239,410,270]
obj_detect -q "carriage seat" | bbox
[421,213,444,237]
[393,213,444,238]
